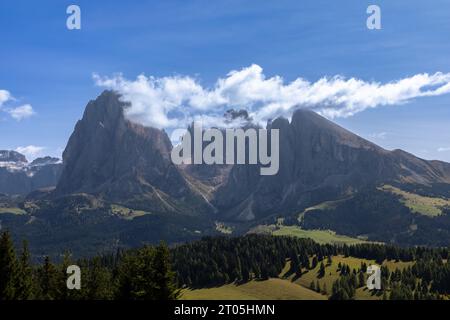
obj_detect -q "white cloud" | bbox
[7,104,35,121]
[94,64,450,130]
[0,90,11,107]
[0,89,35,121]
[438,147,450,152]
[15,145,46,161]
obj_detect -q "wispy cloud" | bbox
[7,104,35,121]
[15,145,45,161]
[368,132,388,140]
[438,147,450,152]
[94,64,450,129]
[0,89,35,121]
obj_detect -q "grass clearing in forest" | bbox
[380,185,450,217]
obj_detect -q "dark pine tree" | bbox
[16,240,34,299]
[38,256,60,300]
[0,231,19,300]
[151,243,180,300]
[318,262,326,278]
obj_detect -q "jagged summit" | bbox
[55,90,212,214]
[214,108,450,221]
[30,156,61,167]
[0,150,27,163]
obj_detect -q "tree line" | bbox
[0,231,179,300]
[329,259,446,300]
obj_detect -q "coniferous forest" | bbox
[0,231,179,300]
[1,231,450,300]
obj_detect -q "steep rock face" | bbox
[0,167,30,195]
[28,158,63,191]
[55,90,212,214]
[214,109,450,221]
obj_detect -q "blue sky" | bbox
[1,0,450,161]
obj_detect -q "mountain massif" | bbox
[2,90,450,256]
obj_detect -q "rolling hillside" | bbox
[181,278,326,300]
[180,255,414,300]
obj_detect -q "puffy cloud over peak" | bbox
[15,145,45,161]
[94,65,450,130]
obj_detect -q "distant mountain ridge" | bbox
[0,150,27,163]
[0,150,62,195]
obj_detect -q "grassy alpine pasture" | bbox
[182,255,414,300]
[282,255,413,300]
[0,207,27,215]
[110,204,150,220]
[297,197,352,220]
[272,226,367,245]
[180,278,326,300]
[380,185,450,217]
[250,224,367,245]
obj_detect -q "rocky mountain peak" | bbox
[55,90,212,214]
[0,150,28,163]
[30,156,61,167]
